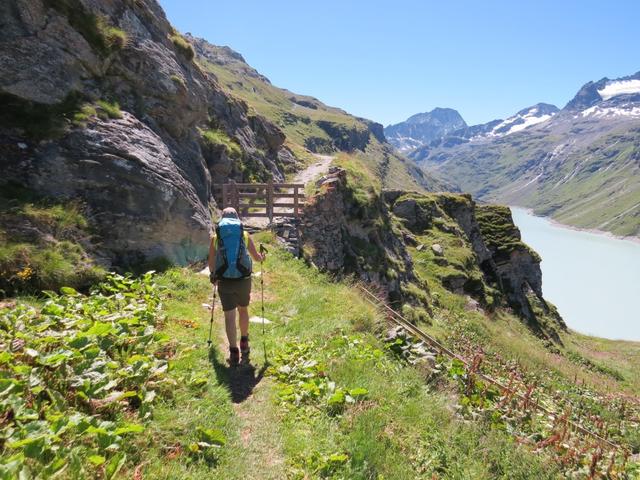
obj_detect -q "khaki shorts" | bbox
[217,277,252,312]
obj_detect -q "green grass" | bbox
[199,128,243,159]
[2,230,638,477]
[0,187,105,295]
[474,204,539,260]
[72,100,122,127]
[170,33,195,61]
[135,235,572,478]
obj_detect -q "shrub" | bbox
[96,100,123,119]
[170,33,195,61]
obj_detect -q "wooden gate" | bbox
[214,179,305,221]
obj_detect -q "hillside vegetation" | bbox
[3,232,638,479]
[188,36,439,192]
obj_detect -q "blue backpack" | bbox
[213,218,253,280]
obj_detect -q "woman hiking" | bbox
[208,207,265,366]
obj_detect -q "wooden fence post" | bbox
[293,185,299,218]
[267,177,274,223]
[222,183,228,208]
[229,179,239,213]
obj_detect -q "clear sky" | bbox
[158,0,640,126]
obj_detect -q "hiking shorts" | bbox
[217,277,252,312]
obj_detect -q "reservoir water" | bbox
[510,208,640,341]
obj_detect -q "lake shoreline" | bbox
[508,206,640,246]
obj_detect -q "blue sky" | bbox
[158,0,640,126]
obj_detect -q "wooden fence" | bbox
[213,179,305,221]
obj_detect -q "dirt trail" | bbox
[293,154,333,185]
[214,305,286,479]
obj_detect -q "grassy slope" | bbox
[0,186,105,296]
[138,231,637,478]
[4,231,638,478]
[196,45,438,192]
[138,236,560,479]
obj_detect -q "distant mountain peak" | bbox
[565,71,640,111]
[384,108,467,152]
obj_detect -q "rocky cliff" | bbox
[1,0,296,267]
[301,169,564,340]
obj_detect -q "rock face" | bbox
[383,192,565,339]
[0,0,294,267]
[300,168,422,304]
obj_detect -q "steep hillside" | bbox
[187,35,440,192]
[409,73,640,237]
[384,107,467,153]
[0,0,438,282]
[1,0,302,270]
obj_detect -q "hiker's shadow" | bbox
[208,346,267,403]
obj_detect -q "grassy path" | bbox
[136,235,637,478]
[214,315,286,479]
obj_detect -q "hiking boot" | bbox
[240,336,250,364]
[229,347,240,367]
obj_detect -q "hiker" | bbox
[208,207,265,366]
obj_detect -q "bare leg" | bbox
[224,309,237,347]
[238,306,249,337]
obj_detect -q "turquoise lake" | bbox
[510,208,640,341]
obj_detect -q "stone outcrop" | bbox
[300,168,423,305]
[384,192,565,337]
[0,0,294,267]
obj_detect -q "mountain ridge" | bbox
[404,72,640,238]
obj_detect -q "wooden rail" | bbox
[213,179,305,221]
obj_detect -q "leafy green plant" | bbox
[0,272,171,477]
[269,338,369,416]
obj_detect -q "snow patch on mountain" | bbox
[597,79,640,100]
[579,104,640,118]
[483,105,557,138]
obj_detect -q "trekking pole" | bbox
[259,244,269,364]
[207,283,217,348]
